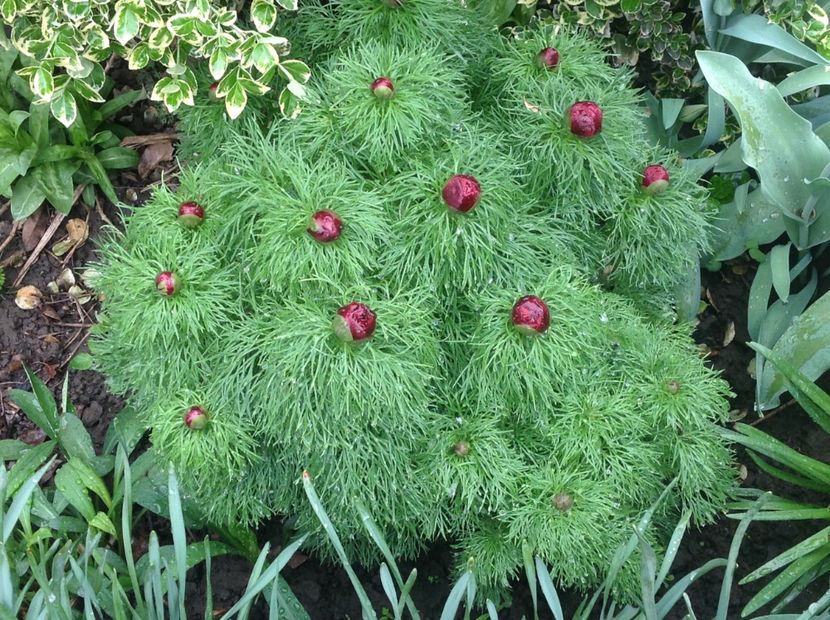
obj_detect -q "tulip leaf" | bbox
[697,51,830,247]
[758,290,830,410]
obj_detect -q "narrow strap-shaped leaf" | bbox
[715,493,770,620]
[302,471,375,619]
[656,511,691,590]
[742,547,830,616]
[440,571,471,620]
[534,557,564,620]
[655,558,728,617]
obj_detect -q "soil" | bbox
[1,155,828,619]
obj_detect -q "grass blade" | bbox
[637,529,658,620]
[742,526,830,583]
[440,571,471,620]
[522,540,538,618]
[204,536,214,620]
[716,493,770,620]
[355,502,420,620]
[167,465,187,620]
[219,536,308,620]
[3,456,55,543]
[655,558,728,617]
[534,557,564,620]
[656,511,691,590]
[742,547,830,616]
[302,470,376,619]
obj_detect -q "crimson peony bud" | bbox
[208,82,219,100]
[155,271,180,296]
[371,77,395,100]
[642,164,670,194]
[333,302,377,342]
[511,296,550,336]
[538,47,560,69]
[569,101,603,138]
[178,201,205,228]
[184,406,208,430]
[307,210,343,243]
[442,175,481,213]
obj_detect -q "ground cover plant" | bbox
[0,42,140,220]
[0,0,309,121]
[86,0,740,599]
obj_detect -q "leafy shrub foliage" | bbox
[0,0,308,123]
[91,0,735,596]
[541,0,829,97]
[0,44,139,219]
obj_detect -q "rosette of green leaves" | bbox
[1,0,309,123]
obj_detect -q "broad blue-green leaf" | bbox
[35,160,79,214]
[758,290,830,409]
[697,51,830,244]
[757,269,817,350]
[747,259,773,341]
[778,65,830,98]
[719,15,830,67]
[661,98,685,129]
[750,342,830,434]
[708,188,787,261]
[10,173,45,220]
[768,243,791,303]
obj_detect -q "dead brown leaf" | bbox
[21,208,47,252]
[138,140,175,179]
[722,320,736,347]
[15,285,42,310]
[53,219,89,256]
[121,132,180,148]
[41,306,61,321]
[523,100,542,114]
[705,287,719,312]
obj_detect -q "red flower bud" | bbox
[569,101,603,138]
[442,175,481,213]
[333,302,377,342]
[155,271,180,296]
[642,164,670,194]
[184,406,208,430]
[371,77,395,100]
[178,201,205,228]
[307,210,343,243]
[511,295,550,335]
[538,47,560,69]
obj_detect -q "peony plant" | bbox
[91,0,735,597]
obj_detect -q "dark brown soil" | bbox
[2,189,827,618]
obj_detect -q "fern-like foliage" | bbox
[91,2,734,600]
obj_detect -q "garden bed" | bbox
[0,175,827,618]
